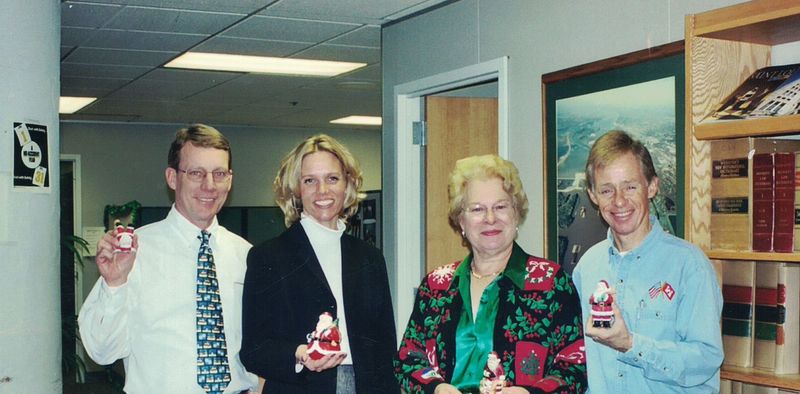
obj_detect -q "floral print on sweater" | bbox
[394,243,586,394]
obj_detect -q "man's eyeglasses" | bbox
[177,168,233,183]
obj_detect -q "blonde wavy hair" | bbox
[447,154,528,234]
[274,134,365,227]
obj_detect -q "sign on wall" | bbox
[13,122,49,189]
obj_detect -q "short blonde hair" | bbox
[274,134,364,227]
[447,154,528,234]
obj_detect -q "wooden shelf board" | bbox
[722,366,800,390]
[694,115,800,140]
[694,1,800,45]
[705,249,800,262]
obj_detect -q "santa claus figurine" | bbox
[589,280,614,328]
[306,312,342,360]
[114,219,135,253]
[479,351,507,394]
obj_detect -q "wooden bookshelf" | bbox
[705,250,800,262]
[722,366,800,390]
[687,1,800,389]
[695,115,800,140]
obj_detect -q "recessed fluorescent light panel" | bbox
[164,52,366,77]
[59,96,97,114]
[330,116,382,126]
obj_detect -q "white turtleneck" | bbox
[300,213,352,365]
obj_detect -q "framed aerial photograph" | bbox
[542,41,685,273]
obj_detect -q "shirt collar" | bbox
[605,214,663,257]
[300,212,345,236]
[454,242,530,290]
[167,204,220,245]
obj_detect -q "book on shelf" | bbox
[705,64,800,121]
[751,151,798,253]
[710,139,800,251]
[752,262,800,374]
[721,260,756,368]
[795,152,800,251]
[711,138,754,250]
[773,153,795,252]
[752,153,774,252]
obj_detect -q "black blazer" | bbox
[241,222,398,394]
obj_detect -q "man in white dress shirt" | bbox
[79,124,260,393]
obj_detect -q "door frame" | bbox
[61,153,86,379]
[392,57,508,336]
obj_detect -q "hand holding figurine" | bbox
[95,222,137,287]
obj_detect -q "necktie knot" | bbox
[199,230,211,244]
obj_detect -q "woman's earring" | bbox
[292,196,302,212]
[461,230,466,237]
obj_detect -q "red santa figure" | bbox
[589,280,614,328]
[114,220,135,253]
[306,312,342,360]
[479,351,507,394]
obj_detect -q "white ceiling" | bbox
[60,0,450,129]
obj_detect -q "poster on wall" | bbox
[13,122,50,190]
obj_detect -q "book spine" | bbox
[773,153,795,252]
[752,153,775,252]
[773,264,800,375]
[794,152,800,251]
[711,139,751,250]
[721,260,756,368]
[753,262,779,371]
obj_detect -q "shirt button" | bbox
[618,279,624,284]
[633,358,638,362]
[618,372,624,377]
[638,352,644,358]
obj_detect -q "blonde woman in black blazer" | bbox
[241,134,397,394]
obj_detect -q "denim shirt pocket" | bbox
[634,298,678,340]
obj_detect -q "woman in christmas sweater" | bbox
[394,155,587,394]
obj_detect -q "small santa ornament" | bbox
[114,220,135,253]
[306,312,342,360]
[589,280,614,328]
[479,351,507,394]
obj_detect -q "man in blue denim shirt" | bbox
[573,130,723,393]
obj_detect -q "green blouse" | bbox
[450,254,502,391]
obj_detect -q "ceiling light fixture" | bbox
[330,115,382,126]
[164,52,366,77]
[59,96,97,114]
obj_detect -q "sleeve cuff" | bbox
[618,331,650,366]
[99,279,128,310]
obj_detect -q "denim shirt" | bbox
[573,217,723,393]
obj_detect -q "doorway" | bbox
[392,57,508,336]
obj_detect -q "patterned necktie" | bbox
[196,230,231,393]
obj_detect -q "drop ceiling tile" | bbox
[61,46,75,60]
[142,68,240,85]
[259,0,444,23]
[105,6,244,34]
[62,2,122,28]
[61,63,152,79]
[184,73,323,105]
[338,63,381,81]
[63,47,178,67]
[328,25,380,48]
[60,85,120,98]
[194,36,312,57]
[62,26,96,47]
[83,29,207,52]
[224,15,358,43]
[293,44,379,64]
[61,76,131,92]
[104,73,231,101]
[72,0,277,14]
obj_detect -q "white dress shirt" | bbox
[300,213,353,365]
[79,206,258,393]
